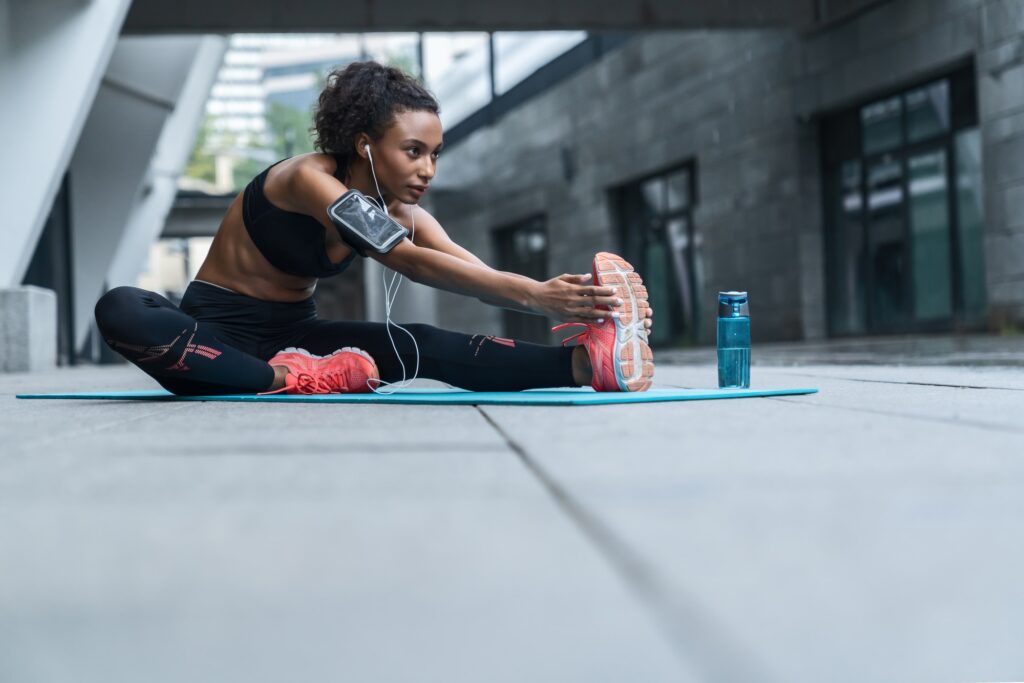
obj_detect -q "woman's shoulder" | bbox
[263,152,340,192]
[274,152,339,176]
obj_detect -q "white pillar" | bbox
[69,35,224,353]
[0,0,132,288]
[106,36,227,292]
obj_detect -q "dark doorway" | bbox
[492,215,551,344]
[821,65,986,336]
[612,162,699,347]
[22,173,75,365]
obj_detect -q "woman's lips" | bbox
[409,185,427,197]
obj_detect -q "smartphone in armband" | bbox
[327,190,410,256]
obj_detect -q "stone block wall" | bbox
[430,0,1024,343]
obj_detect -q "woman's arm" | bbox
[378,239,619,322]
[276,157,619,323]
[408,207,653,330]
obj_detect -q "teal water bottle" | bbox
[717,291,750,388]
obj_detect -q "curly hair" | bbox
[312,61,440,175]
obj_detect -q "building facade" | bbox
[428,0,1024,346]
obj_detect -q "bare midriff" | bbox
[194,185,356,303]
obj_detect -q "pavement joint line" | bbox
[752,371,1024,392]
[764,396,1024,435]
[130,442,508,457]
[5,400,197,455]
[659,381,1024,434]
[473,404,778,683]
[663,358,1024,368]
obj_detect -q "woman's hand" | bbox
[529,273,654,331]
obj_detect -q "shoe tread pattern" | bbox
[593,252,655,392]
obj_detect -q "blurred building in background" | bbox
[428,3,1023,347]
[1,0,1021,370]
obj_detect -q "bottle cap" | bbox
[718,291,749,317]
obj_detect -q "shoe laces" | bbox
[320,368,356,393]
[551,322,595,347]
[295,371,333,394]
[256,370,339,395]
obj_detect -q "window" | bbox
[612,163,699,347]
[423,33,492,129]
[820,64,985,336]
[492,32,586,95]
[492,216,551,344]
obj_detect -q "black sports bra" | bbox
[242,159,357,278]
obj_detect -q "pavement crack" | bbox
[762,372,1024,392]
[765,396,1024,434]
[474,405,778,683]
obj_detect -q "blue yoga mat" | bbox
[16,387,817,406]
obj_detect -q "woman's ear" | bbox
[354,133,371,160]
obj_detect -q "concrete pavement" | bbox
[1,350,1023,682]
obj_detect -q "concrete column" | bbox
[0,286,57,372]
[106,37,228,292]
[0,0,132,288]
[977,0,1024,329]
[69,36,223,354]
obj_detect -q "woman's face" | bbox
[363,109,443,204]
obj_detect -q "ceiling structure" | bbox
[124,0,830,33]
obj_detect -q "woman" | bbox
[94,61,654,396]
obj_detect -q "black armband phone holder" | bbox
[327,189,410,256]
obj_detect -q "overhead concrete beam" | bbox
[160,193,235,239]
[124,0,816,33]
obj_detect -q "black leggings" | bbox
[94,281,576,396]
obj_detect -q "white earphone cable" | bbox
[364,145,421,394]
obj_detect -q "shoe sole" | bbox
[593,252,654,392]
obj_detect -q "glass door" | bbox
[614,164,698,347]
[822,67,984,337]
[907,148,954,323]
[865,154,907,331]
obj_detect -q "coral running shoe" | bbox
[261,347,379,395]
[552,252,654,392]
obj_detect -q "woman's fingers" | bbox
[580,307,620,320]
[552,279,656,326]
[583,285,617,297]
[592,295,622,308]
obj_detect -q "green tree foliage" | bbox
[184,114,217,184]
[266,101,316,159]
[184,45,422,193]
[231,157,269,191]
